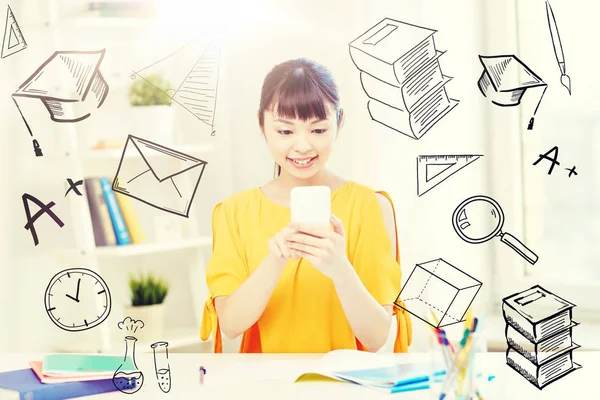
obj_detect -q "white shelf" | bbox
[79,144,215,160]
[54,327,211,354]
[135,327,210,353]
[94,237,212,257]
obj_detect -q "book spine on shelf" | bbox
[84,178,117,246]
[115,192,146,244]
[100,177,131,245]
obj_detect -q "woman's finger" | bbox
[287,232,323,249]
[275,235,291,259]
[268,239,284,259]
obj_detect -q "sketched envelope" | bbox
[12,49,109,123]
[112,135,208,218]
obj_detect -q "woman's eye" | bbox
[313,129,327,134]
[278,130,293,135]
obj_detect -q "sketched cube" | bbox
[395,258,482,328]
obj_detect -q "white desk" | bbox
[0,352,595,399]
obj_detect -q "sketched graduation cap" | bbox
[477,55,547,129]
[12,49,109,123]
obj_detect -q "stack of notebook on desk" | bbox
[349,17,459,140]
[502,285,582,389]
[0,354,132,399]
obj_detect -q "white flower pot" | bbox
[123,303,166,344]
[128,105,175,145]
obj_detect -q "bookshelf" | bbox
[43,3,219,354]
[94,237,212,257]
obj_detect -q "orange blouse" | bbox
[200,180,413,353]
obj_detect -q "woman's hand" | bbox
[267,226,296,266]
[286,214,351,281]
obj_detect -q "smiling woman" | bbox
[200,58,413,354]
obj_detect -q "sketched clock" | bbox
[44,268,112,332]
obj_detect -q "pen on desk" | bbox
[199,366,206,385]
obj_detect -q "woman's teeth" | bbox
[292,158,312,165]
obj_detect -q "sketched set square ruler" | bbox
[1,5,27,59]
[417,154,482,196]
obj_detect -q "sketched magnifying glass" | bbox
[452,195,539,265]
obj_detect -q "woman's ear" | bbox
[337,108,345,129]
[258,112,266,136]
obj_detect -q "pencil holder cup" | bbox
[428,327,489,400]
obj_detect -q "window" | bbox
[493,0,600,317]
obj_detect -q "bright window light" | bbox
[155,0,280,37]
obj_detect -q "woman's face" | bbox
[262,102,339,180]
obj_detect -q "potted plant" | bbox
[128,73,175,144]
[124,272,169,343]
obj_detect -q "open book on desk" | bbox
[210,350,447,393]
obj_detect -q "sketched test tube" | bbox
[151,341,171,393]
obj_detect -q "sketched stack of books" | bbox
[349,18,458,140]
[502,285,581,389]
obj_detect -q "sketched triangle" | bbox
[426,163,455,182]
[417,155,483,196]
[1,5,27,59]
[8,25,18,48]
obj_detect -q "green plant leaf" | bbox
[128,73,173,106]
[128,272,169,306]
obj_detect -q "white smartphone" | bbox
[290,186,331,227]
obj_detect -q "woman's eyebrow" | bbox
[272,119,294,125]
[272,118,327,124]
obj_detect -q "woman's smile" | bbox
[287,156,318,169]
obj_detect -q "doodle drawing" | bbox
[112,134,208,218]
[23,193,64,246]
[1,5,27,59]
[44,268,112,332]
[546,1,571,94]
[131,37,220,135]
[394,258,482,328]
[349,17,459,140]
[452,195,539,265]
[113,317,145,394]
[12,49,109,157]
[477,55,547,130]
[503,285,581,389]
[151,341,171,393]
[64,178,84,197]
[417,154,482,197]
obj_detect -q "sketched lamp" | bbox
[395,258,482,328]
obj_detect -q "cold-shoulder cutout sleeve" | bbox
[352,190,413,353]
[200,201,248,353]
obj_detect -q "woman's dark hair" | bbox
[258,58,341,128]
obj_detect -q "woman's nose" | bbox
[293,133,313,153]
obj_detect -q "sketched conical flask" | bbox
[151,341,171,393]
[113,336,144,394]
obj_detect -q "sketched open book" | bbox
[210,350,444,393]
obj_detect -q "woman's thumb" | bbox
[330,214,344,235]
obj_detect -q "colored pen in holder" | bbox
[427,310,488,400]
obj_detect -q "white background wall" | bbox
[1,0,577,353]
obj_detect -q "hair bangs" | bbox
[271,70,332,122]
